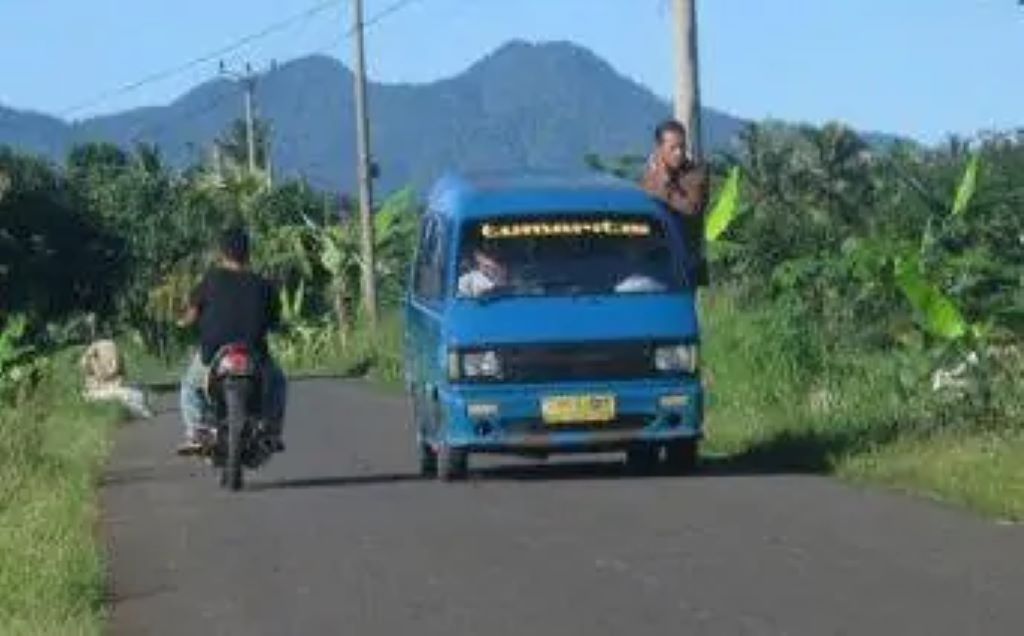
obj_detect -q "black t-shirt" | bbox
[189,267,279,364]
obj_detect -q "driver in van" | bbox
[458,242,509,297]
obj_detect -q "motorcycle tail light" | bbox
[218,346,252,375]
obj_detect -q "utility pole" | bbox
[243,66,257,174]
[672,0,703,161]
[352,0,378,327]
[265,145,273,188]
[220,61,259,175]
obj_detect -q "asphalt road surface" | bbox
[103,380,1024,635]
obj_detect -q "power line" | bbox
[313,0,429,54]
[128,0,430,146]
[58,0,344,119]
[364,0,428,31]
[15,0,431,185]
[124,86,238,147]
[115,2,346,143]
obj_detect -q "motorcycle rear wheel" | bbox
[220,379,250,491]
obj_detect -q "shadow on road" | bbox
[243,419,905,491]
[249,451,829,492]
[703,422,903,475]
[474,460,673,482]
[249,472,425,491]
[469,453,832,482]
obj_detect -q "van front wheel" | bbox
[438,445,468,482]
[625,445,658,474]
[419,443,438,478]
[664,440,698,475]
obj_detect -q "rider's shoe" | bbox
[259,420,285,453]
[175,438,203,456]
[269,434,285,453]
[175,427,212,456]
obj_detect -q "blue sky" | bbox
[0,0,1021,143]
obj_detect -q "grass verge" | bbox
[0,351,124,635]
[839,432,1024,521]
[701,290,1024,522]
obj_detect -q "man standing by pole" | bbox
[641,0,709,286]
[352,0,379,328]
[642,120,709,286]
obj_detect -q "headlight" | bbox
[449,350,503,380]
[654,344,699,374]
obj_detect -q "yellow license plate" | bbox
[541,394,617,425]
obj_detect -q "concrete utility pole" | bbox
[672,0,703,161]
[352,0,378,327]
[220,61,259,175]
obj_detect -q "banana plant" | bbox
[705,166,741,242]
[272,280,337,370]
[894,255,967,341]
[890,151,1001,413]
[300,213,361,341]
[951,153,980,217]
[300,187,419,338]
[895,152,981,341]
[279,279,306,326]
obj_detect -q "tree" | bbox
[1,147,123,326]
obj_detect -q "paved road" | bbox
[104,380,1024,635]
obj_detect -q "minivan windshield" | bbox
[455,214,686,300]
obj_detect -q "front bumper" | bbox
[435,379,703,453]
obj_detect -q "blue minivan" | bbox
[403,171,703,480]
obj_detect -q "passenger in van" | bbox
[641,119,710,286]
[458,243,509,297]
[614,244,669,294]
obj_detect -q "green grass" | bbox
[0,352,124,635]
[271,313,405,387]
[700,289,1024,522]
[840,432,1024,522]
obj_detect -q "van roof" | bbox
[426,170,665,221]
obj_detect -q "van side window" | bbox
[413,215,444,301]
[412,216,434,300]
[433,216,450,299]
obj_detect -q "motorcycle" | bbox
[195,343,278,491]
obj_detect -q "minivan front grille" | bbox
[484,341,671,384]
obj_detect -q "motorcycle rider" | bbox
[176,226,287,455]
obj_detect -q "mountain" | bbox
[0,41,749,192]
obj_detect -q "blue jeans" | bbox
[179,352,288,440]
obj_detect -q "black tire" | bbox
[427,396,467,481]
[437,445,468,482]
[664,439,699,475]
[419,443,438,478]
[625,445,659,474]
[411,389,438,477]
[221,380,250,492]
